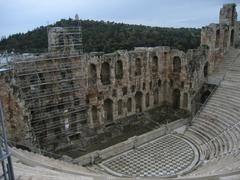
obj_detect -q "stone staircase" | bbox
[10,147,109,180]
[207,48,239,85]
[184,48,240,176]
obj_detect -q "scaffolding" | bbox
[48,26,83,55]
[10,54,87,149]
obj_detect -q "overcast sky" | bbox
[1,0,240,37]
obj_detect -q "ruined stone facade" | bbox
[84,47,208,129]
[201,3,239,73]
[0,72,30,146]
[0,3,238,152]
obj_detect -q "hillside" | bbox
[0,18,201,53]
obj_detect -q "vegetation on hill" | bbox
[0,19,201,53]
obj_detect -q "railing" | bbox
[0,100,15,180]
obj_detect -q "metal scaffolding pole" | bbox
[0,100,14,180]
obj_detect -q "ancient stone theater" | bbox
[1,3,240,180]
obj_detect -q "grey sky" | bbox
[1,0,240,37]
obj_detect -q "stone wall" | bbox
[9,55,88,151]
[2,45,207,151]
[84,46,208,129]
[0,71,31,146]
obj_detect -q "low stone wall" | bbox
[73,118,189,165]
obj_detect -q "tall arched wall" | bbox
[84,46,208,129]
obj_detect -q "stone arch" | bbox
[215,29,220,48]
[91,106,99,126]
[230,29,234,47]
[145,93,150,107]
[172,89,181,109]
[101,62,111,85]
[127,98,132,113]
[152,56,158,73]
[135,91,143,112]
[183,93,188,109]
[135,58,141,76]
[223,29,228,48]
[118,99,123,115]
[153,89,159,105]
[204,62,209,78]
[103,98,113,124]
[115,60,123,79]
[173,56,181,73]
[88,64,97,86]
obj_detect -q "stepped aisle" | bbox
[184,48,240,176]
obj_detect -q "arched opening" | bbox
[183,93,188,109]
[204,62,209,78]
[118,99,123,115]
[215,29,220,48]
[142,82,146,90]
[135,58,141,76]
[135,91,143,112]
[181,81,184,88]
[230,29,234,47]
[169,79,173,87]
[127,98,132,113]
[149,81,152,90]
[163,80,167,97]
[115,60,123,79]
[88,64,97,86]
[158,79,162,87]
[128,62,132,80]
[223,29,228,48]
[122,87,128,95]
[201,90,211,104]
[91,106,98,126]
[101,62,111,85]
[173,56,181,73]
[131,85,135,93]
[172,89,181,109]
[152,56,158,73]
[103,99,113,124]
[153,89,159,105]
[145,93,150,107]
